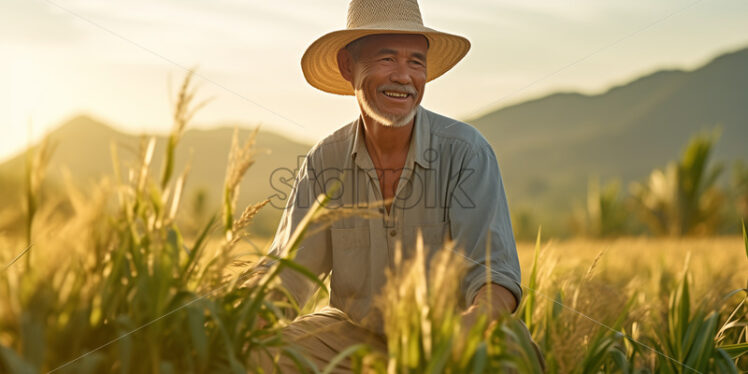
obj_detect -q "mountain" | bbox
[1,46,747,238]
[0,115,313,237]
[468,46,748,233]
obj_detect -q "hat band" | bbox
[346,21,430,32]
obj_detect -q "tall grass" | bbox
[1,73,746,373]
[22,135,54,271]
[630,131,725,236]
[370,237,543,373]
[0,72,319,373]
[325,229,747,373]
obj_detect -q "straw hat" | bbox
[301,0,471,95]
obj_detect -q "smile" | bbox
[383,91,410,98]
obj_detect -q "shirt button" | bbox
[389,230,397,237]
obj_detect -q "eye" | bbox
[381,57,395,62]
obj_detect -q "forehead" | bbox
[357,34,428,55]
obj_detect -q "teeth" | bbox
[384,91,408,98]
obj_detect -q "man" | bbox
[256,0,532,371]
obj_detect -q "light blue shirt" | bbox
[266,105,521,332]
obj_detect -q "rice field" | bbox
[0,74,746,373]
[1,199,745,373]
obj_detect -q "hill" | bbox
[0,115,313,238]
[2,46,747,238]
[469,46,748,233]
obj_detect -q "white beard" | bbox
[355,88,418,128]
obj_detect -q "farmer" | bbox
[255,0,541,371]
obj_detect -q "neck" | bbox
[360,112,414,165]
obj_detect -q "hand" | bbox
[470,283,517,318]
[460,304,481,332]
[460,284,517,334]
[460,304,502,333]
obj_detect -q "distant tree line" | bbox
[568,130,747,238]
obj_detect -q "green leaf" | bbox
[608,348,629,373]
[159,360,176,374]
[523,226,542,332]
[683,312,718,371]
[719,342,748,359]
[503,319,544,374]
[73,352,106,374]
[160,136,177,189]
[264,255,330,298]
[116,315,134,374]
[322,344,366,374]
[669,271,691,357]
[187,304,209,370]
[470,343,487,374]
[0,346,36,374]
[714,348,739,373]
[281,346,320,374]
[19,309,45,370]
[181,215,217,282]
[743,219,747,261]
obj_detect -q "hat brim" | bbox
[301,26,470,95]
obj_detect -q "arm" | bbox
[258,154,332,317]
[462,283,517,327]
[448,142,522,316]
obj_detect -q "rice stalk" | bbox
[23,135,54,270]
[223,126,260,238]
[161,69,213,190]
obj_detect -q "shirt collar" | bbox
[350,106,433,170]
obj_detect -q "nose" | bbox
[389,61,412,85]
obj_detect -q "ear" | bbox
[337,48,354,83]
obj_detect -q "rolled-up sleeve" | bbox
[262,154,332,310]
[448,144,522,310]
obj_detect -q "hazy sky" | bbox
[2,0,747,162]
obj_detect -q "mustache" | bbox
[378,84,417,96]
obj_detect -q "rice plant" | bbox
[571,178,629,238]
[1,73,746,373]
[331,236,545,373]
[0,71,319,373]
[630,131,725,236]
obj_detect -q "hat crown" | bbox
[302,0,469,95]
[346,0,424,29]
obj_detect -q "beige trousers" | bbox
[253,307,386,373]
[251,307,545,373]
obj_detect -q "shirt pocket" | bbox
[330,226,370,298]
[401,221,451,266]
[403,221,450,248]
[401,221,453,280]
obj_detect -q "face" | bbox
[340,34,428,128]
